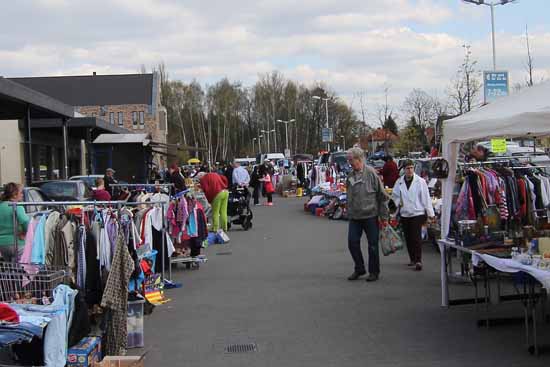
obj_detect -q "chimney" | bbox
[93,72,96,76]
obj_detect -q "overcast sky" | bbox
[1,0,549,118]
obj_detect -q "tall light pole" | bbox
[462,0,518,71]
[252,138,258,155]
[340,135,346,151]
[277,119,296,155]
[312,95,330,151]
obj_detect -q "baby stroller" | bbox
[227,185,253,230]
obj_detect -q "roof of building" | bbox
[9,73,154,107]
[93,133,151,145]
[0,77,75,119]
[364,128,398,141]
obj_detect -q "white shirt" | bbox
[232,166,250,186]
[392,174,435,218]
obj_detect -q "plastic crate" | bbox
[127,300,145,348]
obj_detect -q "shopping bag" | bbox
[379,225,404,256]
[217,229,230,243]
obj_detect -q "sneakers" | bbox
[414,263,423,271]
[265,202,273,206]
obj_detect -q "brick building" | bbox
[10,73,168,169]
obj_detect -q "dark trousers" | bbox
[266,192,273,203]
[401,215,426,264]
[348,218,380,275]
[252,186,260,205]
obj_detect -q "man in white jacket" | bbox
[391,159,435,271]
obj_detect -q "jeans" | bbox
[211,190,229,232]
[348,217,380,275]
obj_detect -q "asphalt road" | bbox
[138,197,550,367]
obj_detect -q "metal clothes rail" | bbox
[109,183,174,188]
[9,199,170,280]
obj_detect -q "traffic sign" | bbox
[322,128,333,143]
[484,71,509,104]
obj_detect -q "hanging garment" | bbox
[20,217,39,264]
[31,214,47,264]
[44,211,61,265]
[76,225,87,290]
[101,230,134,355]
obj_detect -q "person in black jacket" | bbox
[250,165,261,205]
[168,164,186,193]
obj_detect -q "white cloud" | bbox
[1,0,549,121]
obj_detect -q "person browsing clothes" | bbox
[345,147,390,282]
[391,159,435,271]
[0,183,30,262]
[198,172,229,232]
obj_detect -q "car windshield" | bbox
[39,182,78,199]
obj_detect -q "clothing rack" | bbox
[9,199,170,280]
[109,183,174,188]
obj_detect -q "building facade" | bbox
[10,73,168,169]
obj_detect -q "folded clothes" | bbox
[0,321,44,346]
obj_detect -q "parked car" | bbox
[31,180,91,201]
[0,187,50,214]
[69,174,103,190]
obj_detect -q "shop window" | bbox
[139,111,145,130]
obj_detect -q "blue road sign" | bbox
[484,71,509,104]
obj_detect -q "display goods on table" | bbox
[438,81,550,355]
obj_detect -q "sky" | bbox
[1,0,549,121]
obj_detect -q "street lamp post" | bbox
[258,134,264,155]
[277,119,296,156]
[253,137,258,155]
[312,95,330,151]
[340,135,346,151]
[462,0,517,71]
[261,130,270,152]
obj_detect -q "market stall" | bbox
[0,184,212,365]
[439,81,550,353]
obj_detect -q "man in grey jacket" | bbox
[346,147,389,282]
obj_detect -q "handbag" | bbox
[379,225,404,256]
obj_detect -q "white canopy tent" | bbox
[440,81,550,306]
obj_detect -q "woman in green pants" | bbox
[0,183,29,261]
[198,172,229,232]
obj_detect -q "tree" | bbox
[447,45,481,114]
[525,24,535,88]
[383,114,398,135]
[403,89,437,130]
[395,117,423,155]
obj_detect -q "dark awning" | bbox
[20,116,130,137]
[0,77,74,119]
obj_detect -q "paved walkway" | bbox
[140,198,549,367]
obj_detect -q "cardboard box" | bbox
[67,336,102,367]
[95,356,145,367]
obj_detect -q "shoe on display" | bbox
[347,271,366,281]
[365,274,379,282]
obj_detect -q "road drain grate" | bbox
[224,343,258,354]
[216,251,233,255]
